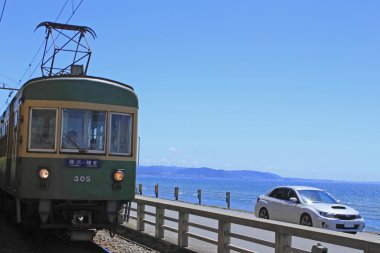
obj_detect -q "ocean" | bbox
[136,175,380,233]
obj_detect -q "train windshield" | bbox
[61,109,106,153]
[29,108,57,151]
[109,113,133,156]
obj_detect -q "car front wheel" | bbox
[300,213,313,227]
[259,208,269,219]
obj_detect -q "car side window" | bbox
[269,188,284,200]
[284,189,298,202]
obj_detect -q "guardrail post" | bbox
[367,242,380,253]
[178,211,189,247]
[275,232,291,253]
[311,243,328,253]
[136,202,145,231]
[138,184,143,195]
[155,183,159,198]
[218,219,231,253]
[174,187,179,201]
[226,192,230,209]
[198,189,202,205]
[155,206,164,238]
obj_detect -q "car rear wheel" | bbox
[300,213,313,227]
[259,208,269,219]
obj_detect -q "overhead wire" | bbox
[17,0,71,88]
[55,0,70,23]
[17,42,45,88]
[66,0,84,24]
[0,0,10,106]
[27,0,85,80]
[0,72,18,84]
[1,0,84,111]
[0,0,6,23]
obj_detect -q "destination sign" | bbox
[64,159,101,168]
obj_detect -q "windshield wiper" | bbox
[64,133,87,153]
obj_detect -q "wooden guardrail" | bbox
[125,195,380,253]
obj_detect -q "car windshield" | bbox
[298,190,338,204]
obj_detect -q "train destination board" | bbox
[65,159,102,168]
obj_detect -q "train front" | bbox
[16,76,138,233]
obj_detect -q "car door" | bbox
[267,188,286,221]
[280,188,301,223]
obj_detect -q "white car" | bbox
[255,186,365,233]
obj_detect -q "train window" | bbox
[29,108,57,151]
[14,111,18,129]
[109,113,132,156]
[61,109,106,153]
[0,122,7,157]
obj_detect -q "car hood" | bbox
[310,203,359,215]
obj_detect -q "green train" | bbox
[0,75,138,238]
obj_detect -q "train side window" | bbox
[109,113,132,156]
[29,108,57,152]
[0,122,7,157]
[14,111,18,129]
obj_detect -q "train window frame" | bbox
[109,112,133,156]
[28,108,58,152]
[60,108,107,154]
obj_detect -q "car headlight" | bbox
[38,168,49,179]
[356,214,362,219]
[319,211,335,218]
[113,170,124,182]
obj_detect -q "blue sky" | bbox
[0,1,379,181]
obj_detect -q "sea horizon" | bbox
[137,165,380,184]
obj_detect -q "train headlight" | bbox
[39,168,49,179]
[113,170,124,182]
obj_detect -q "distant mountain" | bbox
[137,166,283,181]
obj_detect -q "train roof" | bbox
[17,75,138,108]
[23,75,135,90]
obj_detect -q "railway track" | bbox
[0,213,157,253]
[111,225,196,253]
[93,230,158,253]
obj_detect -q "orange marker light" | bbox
[113,170,124,182]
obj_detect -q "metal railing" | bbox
[137,183,234,209]
[125,195,380,253]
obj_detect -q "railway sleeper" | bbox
[68,229,96,241]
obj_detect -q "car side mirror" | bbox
[336,200,341,204]
[289,197,298,204]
